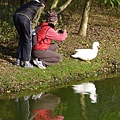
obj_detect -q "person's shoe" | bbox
[24,61,33,68]
[14,59,22,66]
[33,58,46,69]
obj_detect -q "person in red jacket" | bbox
[32,12,67,69]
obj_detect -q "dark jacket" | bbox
[15,1,42,21]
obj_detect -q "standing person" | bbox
[13,0,47,68]
[32,12,67,69]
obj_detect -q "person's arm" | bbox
[46,28,67,41]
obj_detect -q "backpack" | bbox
[32,26,41,47]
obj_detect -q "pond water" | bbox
[0,75,120,120]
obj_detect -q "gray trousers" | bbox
[32,44,62,66]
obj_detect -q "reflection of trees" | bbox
[0,98,30,120]
[51,87,82,119]
[0,92,64,120]
[86,76,120,120]
[51,76,120,120]
[80,94,88,120]
[0,76,120,119]
[54,102,67,116]
[0,99,16,119]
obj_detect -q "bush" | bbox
[0,4,17,42]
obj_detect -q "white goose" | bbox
[71,42,99,62]
[72,83,97,103]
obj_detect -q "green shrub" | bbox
[0,5,17,42]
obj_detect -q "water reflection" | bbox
[14,93,64,120]
[72,83,97,103]
[14,96,30,120]
[29,93,64,120]
[0,92,64,120]
[0,75,120,120]
[72,83,97,120]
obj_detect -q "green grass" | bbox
[0,56,105,94]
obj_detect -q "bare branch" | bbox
[51,0,59,10]
[57,0,72,13]
[50,0,72,13]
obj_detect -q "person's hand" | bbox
[58,30,63,33]
[41,3,45,8]
[64,29,66,32]
[57,29,67,33]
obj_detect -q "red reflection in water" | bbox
[34,109,64,120]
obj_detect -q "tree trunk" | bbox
[78,0,92,36]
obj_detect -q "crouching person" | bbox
[32,12,67,69]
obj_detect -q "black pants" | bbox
[32,44,62,66]
[13,14,32,61]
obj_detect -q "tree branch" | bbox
[50,0,72,13]
[51,0,59,11]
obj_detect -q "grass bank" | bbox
[0,2,120,96]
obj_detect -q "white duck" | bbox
[71,42,99,62]
[72,83,97,103]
